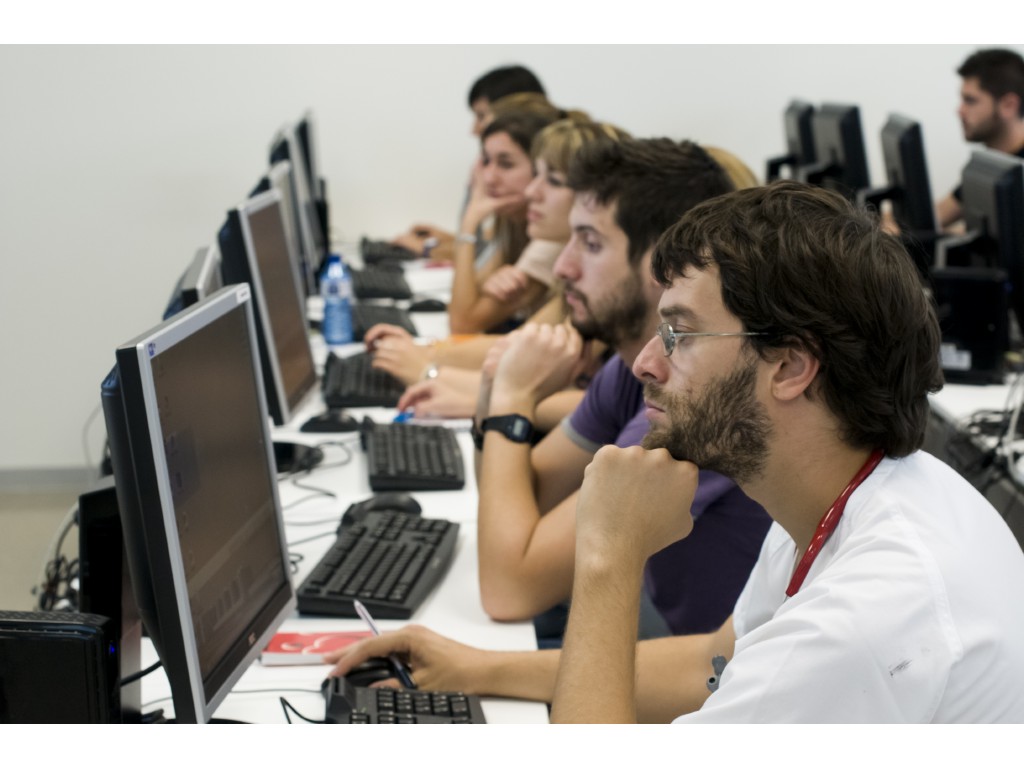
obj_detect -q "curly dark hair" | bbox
[651,181,944,458]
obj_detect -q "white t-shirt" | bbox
[677,451,1024,723]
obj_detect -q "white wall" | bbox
[0,43,1008,479]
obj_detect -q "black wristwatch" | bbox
[472,414,535,450]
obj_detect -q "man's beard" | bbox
[964,109,1004,144]
[563,271,650,348]
[641,356,772,485]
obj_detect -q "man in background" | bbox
[937,48,1024,229]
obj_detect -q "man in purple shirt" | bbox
[470,137,770,637]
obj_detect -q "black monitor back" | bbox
[802,103,870,200]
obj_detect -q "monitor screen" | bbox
[218,189,318,426]
[801,103,870,200]
[100,285,295,723]
[265,160,316,298]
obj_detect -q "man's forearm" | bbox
[551,552,644,723]
[477,647,562,702]
[477,390,548,620]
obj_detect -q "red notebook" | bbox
[260,631,372,666]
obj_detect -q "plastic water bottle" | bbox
[321,253,353,345]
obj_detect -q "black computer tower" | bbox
[0,611,118,723]
[77,479,143,722]
[931,267,1010,384]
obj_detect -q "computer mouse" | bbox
[408,298,447,313]
[344,657,398,687]
[341,492,422,528]
[364,491,422,514]
[300,409,359,433]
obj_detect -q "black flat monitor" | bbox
[217,189,318,426]
[766,100,817,181]
[858,114,938,276]
[800,103,870,200]
[270,123,327,278]
[295,110,322,205]
[295,110,330,250]
[948,148,1024,329]
[100,285,295,723]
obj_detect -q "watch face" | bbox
[483,415,534,444]
[508,417,531,441]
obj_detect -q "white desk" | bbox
[141,259,547,724]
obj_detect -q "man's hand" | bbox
[576,445,699,565]
[551,446,700,724]
[324,625,491,694]
[490,323,584,411]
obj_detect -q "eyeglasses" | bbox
[656,322,765,357]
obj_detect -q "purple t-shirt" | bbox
[564,355,771,635]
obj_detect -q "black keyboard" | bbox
[351,305,418,341]
[362,422,465,492]
[296,509,459,619]
[322,352,405,408]
[351,268,412,301]
[322,677,486,724]
[361,237,421,264]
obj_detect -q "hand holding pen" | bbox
[353,599,417,689]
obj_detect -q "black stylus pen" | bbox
[353,599,418,689]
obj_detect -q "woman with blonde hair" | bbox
[446,100,595,333]
[366,117,629,423]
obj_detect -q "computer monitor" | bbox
[251,161,317,298]
[162,245,224,320]
[947,148,1024,329]
[181,244,224,308]
[217,188,318,426]
[295,110,322,204]
[765,100,817,181]
[100,285,295,723]
[857,114,938,276]
[270,122,327,278]
[296,111,331,259]
[800,103,870,200]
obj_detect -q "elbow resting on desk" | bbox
[479,575,566,623]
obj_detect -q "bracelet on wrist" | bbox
[455,232,478,244]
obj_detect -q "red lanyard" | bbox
[785,448,885,597]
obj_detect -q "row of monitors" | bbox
[767,100,1024,340]
[766,102,935,233]
[98,112,336,722]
